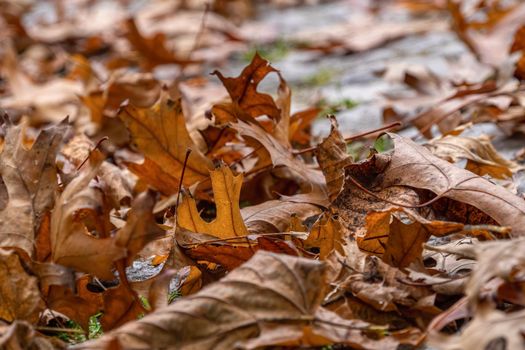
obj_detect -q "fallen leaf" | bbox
[316,115,353,202]
[428,304,525,350]
[241,199,321,233]
[177,165,249,239]
[50,156,126,280]
[357,209,464,268]
[212,53,282,124]
[427,134,524,179]
[380,133,525,236]
[0,320,64,349]
[0,118,67,259]
[125,18,198,69]
[119,95,213,193]
[73,251,410,350]
[0,249,44,323]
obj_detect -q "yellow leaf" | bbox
[177,165,249,239]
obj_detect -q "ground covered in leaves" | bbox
[2,0,525,349]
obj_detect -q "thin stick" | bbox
[36,326,85,334]
[293,121,402,155]
[175,149,192,212]
[77,136,109,170]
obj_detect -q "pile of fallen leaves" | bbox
[2,0,525,349]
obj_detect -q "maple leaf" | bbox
[177,165,249,239]
[119,95,213,194]
[0,118,67,259]
[72,251,412,350]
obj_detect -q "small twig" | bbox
[293,121,402,155]
[76,136,109,171]
[175,149,192,213]
[35,326,85,334]
[183,232,307,247]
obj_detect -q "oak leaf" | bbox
[119,96,213,193]
[177,165,249,239]
[212,53,282,124]
[380,134,525,236]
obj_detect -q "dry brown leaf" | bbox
[316,115,353,202]
[0,45,83,123]
[125,18,198,69]
[293,213,345,260]
[115,190,165,266]
[0,118,67,259]
[0,320,64,350]
[427,134,524,179]
[241,199,321,233]
[184,236,301,270]
[99,283,145,331]
[177,165,249,239]
[381,133,525,236]
[212,53,282,124]
[234,119,328,205]
[325,243,433,315]
[61,134,133,207]
[0,249,44,323]
[428,304,525,350]
[119,95,213,193]
[448,1,525,67]
[74,251,410,350]
[357,209,464,268]
[50,156,126,280]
